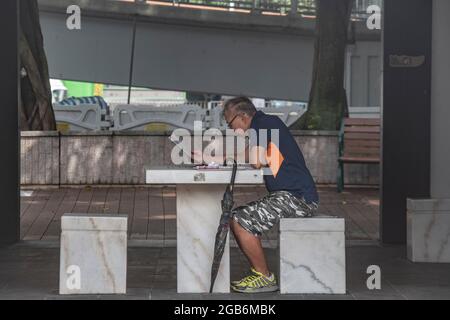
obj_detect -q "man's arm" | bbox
[249,145,268,169]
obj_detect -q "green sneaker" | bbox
[231,268,278,293]
[231,268,258,286]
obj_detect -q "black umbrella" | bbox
[209,161,238,293]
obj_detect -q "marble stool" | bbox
[59,213,128,295]
[407,198,450,263]
[279,217,346,294]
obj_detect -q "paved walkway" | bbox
[20,186,380,242]
[1,241,450,300]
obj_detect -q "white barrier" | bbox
[54,104,111,131]
[112,104,207,131]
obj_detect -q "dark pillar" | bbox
[0,0,20,245]
[381,0,432,244]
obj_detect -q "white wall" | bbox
[345,41,381,107]
[431,0,450,198]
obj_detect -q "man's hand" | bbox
[190,150,204,164]
[249,146,268,169]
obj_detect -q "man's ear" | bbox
[244,114,253,129]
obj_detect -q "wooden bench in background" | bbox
[337,118,381,192]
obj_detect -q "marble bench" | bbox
[59,213,128,295]
[279,216,346,294]
[407,198,450,263]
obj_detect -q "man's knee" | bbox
[230,217,240,233]
[231,218,244,234]
[232,218,261,239]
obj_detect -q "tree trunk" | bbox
[19,0,56,131]
[294,0,353,130]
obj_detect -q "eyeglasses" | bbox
[227,114,239,129]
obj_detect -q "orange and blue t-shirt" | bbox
[249,110,319,204]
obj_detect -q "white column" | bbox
[431,0,450,198]
[407,1,450,263]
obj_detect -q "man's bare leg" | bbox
[231,219,270,276]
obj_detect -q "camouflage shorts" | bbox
[232,191,319,237]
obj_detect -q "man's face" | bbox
[224,109,248,131]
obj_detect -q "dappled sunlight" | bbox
[115,139,127,168]
[67,139,82,181]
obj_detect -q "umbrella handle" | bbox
[229,161,237,193]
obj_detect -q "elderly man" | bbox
[222,97,319,293]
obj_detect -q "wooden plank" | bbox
[20,190,35,217]
[344,146,380,155]
[335,203,373,240]
[344,139,380,148]
[354,202,380,227]
[344,118,380,126]
[18,186,381,242]
[343,153,379,159]
[38,138,45,185]
[54,188,81,220]
[20,138,25,185]
[343,203,379,240]
[52,136,60,185]
[23,189,66,240]
[88,187,108,213]
[44,138,52,184]
[344,126,380,133]
[147,187,164,241]
[345,132,380,140]
[256,187,268,199]
[59,136,68,184]
[42,188,81,240]
[103,187,121,214]
[118,187,136,237]
[233,187,249,208]
[320,203,370,240]
[343,152,379,159]
[20,190,51,239]
[27,139,34,185]
[130,187,149,240]
[31,137,38,184]
[339,156,380,163]
[72,187,94,213]
[26,139,32,185]
[163,186,177,243]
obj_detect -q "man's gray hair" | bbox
[223,96,257,116]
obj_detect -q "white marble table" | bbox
[146,166,263,293]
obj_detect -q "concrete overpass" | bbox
[38,0,381,103]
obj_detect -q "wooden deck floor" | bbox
[20,186,380,242]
